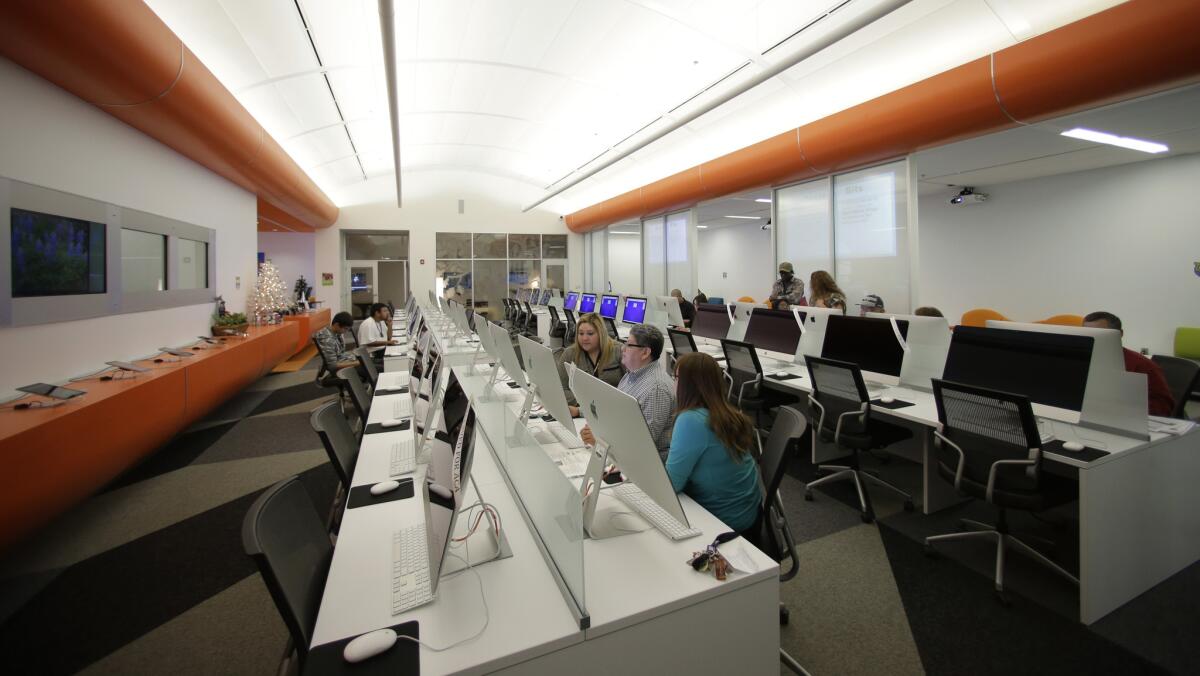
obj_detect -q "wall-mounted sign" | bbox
[321,272,334,286]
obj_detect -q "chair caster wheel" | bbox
[860,512,874,523]
[804,492,814,502]
[903,500,915,512]
[994,589,1011,606]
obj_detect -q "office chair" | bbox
[547,305,567,344]
[1150,354,1199,418]
[310,400,359,492]
[241,477,333,673]
[802,356,914,522]
[354,346,380,387]
[668,328,697,357]
[754,405,811,676]
[925,379,1079,603]
[563,308,577,345]
[721,339,767,453]
[603,316,619,340]
[335,366,373,434]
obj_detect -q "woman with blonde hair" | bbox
[559,312,624,410]
[809,270,847,312]
[666,352,762,535]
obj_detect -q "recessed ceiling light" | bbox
[1060,127,1168,154]
[755,198,772,203]
[697,225,708,229]
[724,215,762,219]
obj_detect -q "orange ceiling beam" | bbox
[564,0,1200,233]
[0,0,339,230]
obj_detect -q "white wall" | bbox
[697,223,773,302]
[918,152,1200,354]
[316,171,580,316]
[257,231,316,300]
[0,58,258,394]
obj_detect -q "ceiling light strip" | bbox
[761,0,854,56]
[379,0,402,207]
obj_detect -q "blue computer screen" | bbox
[599,294,619,319]
[622,297,647,324]
[579,293,597,313]
[564,292,579,310]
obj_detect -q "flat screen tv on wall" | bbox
[10,207,106,297]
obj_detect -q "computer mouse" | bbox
[381,418,404,428]
[772,371,789,378]
[370,480,400,496]
[1061,441,1085,452]
[342,628,397,663]
[880,396,896,404]
[428,483,453,499]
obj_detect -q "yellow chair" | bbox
[959,308,1009,328]
[1036,314,1084,327]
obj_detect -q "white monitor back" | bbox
[654,295,686,328]
[728,301,757,342]
[869,313,951,391]
[795,306,843,363]
[487,321,528,390]
[517,334,579,442]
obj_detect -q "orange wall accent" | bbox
[565,0,1200,232]
[0,323,299,553]
[0,1,338,230]
[284,308,332,356]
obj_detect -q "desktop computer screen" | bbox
[943,326,1093,411]
[564,292,579,311]
[621,296,647,324]
[691,303,731,341]
[579,293,597,314]
[539,289,551,305]
[598,294,620,319]
[821,315,909,377]
[744,308,804,355]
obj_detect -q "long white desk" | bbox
[311,309,781,674]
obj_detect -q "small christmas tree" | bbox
[251,261,290,324]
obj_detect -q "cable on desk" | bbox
[394,550,491,652]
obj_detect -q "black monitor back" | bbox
[943,326,1093,411]
[820,315,909,377]
[744,308,804,355]
[691,303,731,341]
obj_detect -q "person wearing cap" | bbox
[859,294,885,316]
[769,262,806,310]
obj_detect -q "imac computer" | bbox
[579,293,597,314]
[620,296,648,325]
[727,301,757,341]
[867,312,951,391]
[517,334,586,450]
[820,315,910,380]
[944,325,1093,413]
[654,295,686,328]
[744,307,805,357]
[691,303,732,342]
[485,320,529,401]
[564,291,580,311]
[598,294,620,320]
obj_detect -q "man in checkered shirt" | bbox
[617,324,676,459]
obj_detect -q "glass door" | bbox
[347,261,376,320]
[378,260,409,308]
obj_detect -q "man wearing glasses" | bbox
[582,324,676,459]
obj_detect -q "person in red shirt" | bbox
[1083,311,1176,417]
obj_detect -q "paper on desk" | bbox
[719,542,762,575]
[1148,416,1197,435]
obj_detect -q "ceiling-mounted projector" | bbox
[950,187,988,206]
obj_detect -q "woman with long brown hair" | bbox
[666,352,762,534]
[808,270,847,312]
[559,312,624,410]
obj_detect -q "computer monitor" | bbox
[820,315,909,377]
[537,289,550,305]
[579,293,597,314]
[654,295,685,327]
[564,291,579,311]
[691,303,732,341]
[943,326,1094,412]
[868,313,951,390]
[744,307,804,356]
[598,294,620,320]
[621,296,648,324]
[422,404,479,595]
[517,335,582,446]
[487,320,528,390]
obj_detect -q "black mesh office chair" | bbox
[241,477,333,672]
[721,339,767,453]
[311,335,343,389]
[803,356,914,522]
[754,405,811,676]
[548,305,567,343]
[1150,354,1199,419]
[925,379,1079,603]
[563,308,577,345]
[668,328,697,357]
[310,400,359,491]
[603,317,619,340]
[336,365,373,433]
[354,346,380,387]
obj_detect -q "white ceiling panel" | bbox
[218,0,317,77]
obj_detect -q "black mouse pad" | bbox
[364,419,411,435]
[347,479,415,509]
[373,386,409,396]
[505,381,521,389]
[770,373,802,381]
[1044,439,1108,462]
[870,398,915,410]
[304,621,419,675]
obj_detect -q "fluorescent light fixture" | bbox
[697,225,709,229]
[724,215,762,220]
[755,198,772,203]
[609,230,640,235]
[1061,128,1168,154]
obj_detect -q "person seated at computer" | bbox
[914,306,944,317]
[809,270,846,312]
[666,352,763,537]
[561,313,624,410]
[357,302,399,363]
[858,294,885,316]
[768,262,805,310]
[314,312,360,371]
[671,288,695,327]
[693,291,709,306]
[1082,311,1175,416]
[581,324,676,458]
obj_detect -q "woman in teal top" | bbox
[666,352,763,534]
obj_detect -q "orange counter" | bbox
[0,322,299,553]
[284,308,331,357]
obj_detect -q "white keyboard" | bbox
[552,450,591,478]
[391,524,434,614]
[548,421,585,449]
[390,439,416,476]
[392,397,413,419]
[611,483,702,541]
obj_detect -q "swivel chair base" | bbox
[804,464,914,522]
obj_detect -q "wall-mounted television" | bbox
[11,207,106,297]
